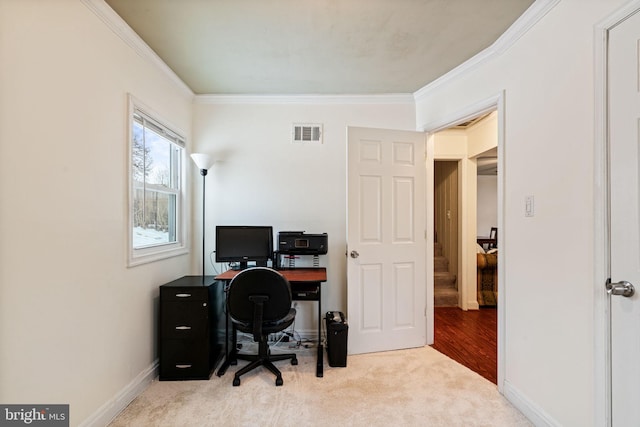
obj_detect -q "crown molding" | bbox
[413,0,560,102]
[82,0,558,105]
[81,0,194,99]
[193,93,415,105]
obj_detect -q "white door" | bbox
[609,9,640,426]
[346,126,427,354]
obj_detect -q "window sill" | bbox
[128,245,189,267]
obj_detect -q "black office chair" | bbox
[227,267,298,386]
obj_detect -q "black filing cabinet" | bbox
[159,276,221,380]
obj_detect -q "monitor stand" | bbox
[232,262,248,271]
[231,260,268,270]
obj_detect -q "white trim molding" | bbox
[503,380,561,427]
[126,94,190,267]
[418,93,503,133]
[593,2,640,427]
[78,361,158,427]
[81,0,194,98]
[194,93,415,105]
[421,91,507,394]
[413,0,560,102]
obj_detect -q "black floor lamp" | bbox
[190,153,214,284]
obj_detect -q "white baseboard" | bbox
[503,380,561,427]
[81,328,319,426]
[467,300,480,310]
[79,360,158,427]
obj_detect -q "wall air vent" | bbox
[292,123,323,144]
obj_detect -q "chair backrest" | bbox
[489,227,498,248]
[227,267,292,324]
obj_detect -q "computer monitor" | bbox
[215,226,273,270]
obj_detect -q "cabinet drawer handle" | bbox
[175,293,192,298]
[175,326,192,330]
[175,364,192,369]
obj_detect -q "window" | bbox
[128,96,187,266]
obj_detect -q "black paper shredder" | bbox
[325,311,348,367]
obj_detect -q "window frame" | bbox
[127,95,188,266]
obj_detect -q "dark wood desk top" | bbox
[477,237,496,245]
[477,237,495,243]
[215,267,327,283]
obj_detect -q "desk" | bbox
[215,267,327,378]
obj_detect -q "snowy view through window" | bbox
[132,116,181,249]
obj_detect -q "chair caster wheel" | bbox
[233,377,240,386]
[291,357,298,366]
[275,377,283,386]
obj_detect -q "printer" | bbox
[278,231,328,255]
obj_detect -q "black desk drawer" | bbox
[160,286,208,302]
[160,339,210,380]
[160,301,208,339]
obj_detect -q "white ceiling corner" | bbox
[98,0,543,100]
[82,0,194,98]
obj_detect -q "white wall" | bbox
[467,111,498,158]
[469,113,498,238]
[192,99,416,331]
[416,1,626,425]
[477,176,498,236]
[0,1,194,425]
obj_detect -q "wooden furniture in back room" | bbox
[477,252,498,307]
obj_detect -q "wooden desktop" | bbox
[477,236,497,251]
[215,267,327,378]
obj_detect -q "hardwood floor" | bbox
[431,307,497,384]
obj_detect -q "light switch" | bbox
[525,195,535,217]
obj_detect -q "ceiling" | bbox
[104,0,535,95]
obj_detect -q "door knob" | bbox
[350,250,359,259]
[606,279,635,297]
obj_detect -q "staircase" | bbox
[434,242,458,307]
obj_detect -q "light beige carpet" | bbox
[109,345,531,427]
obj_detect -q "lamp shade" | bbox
[190,153,215,170]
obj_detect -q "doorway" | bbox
[431,118,498,382]
[434,160,459,307]
[423,94,504,389]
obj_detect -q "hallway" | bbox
[431,307,497,384]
